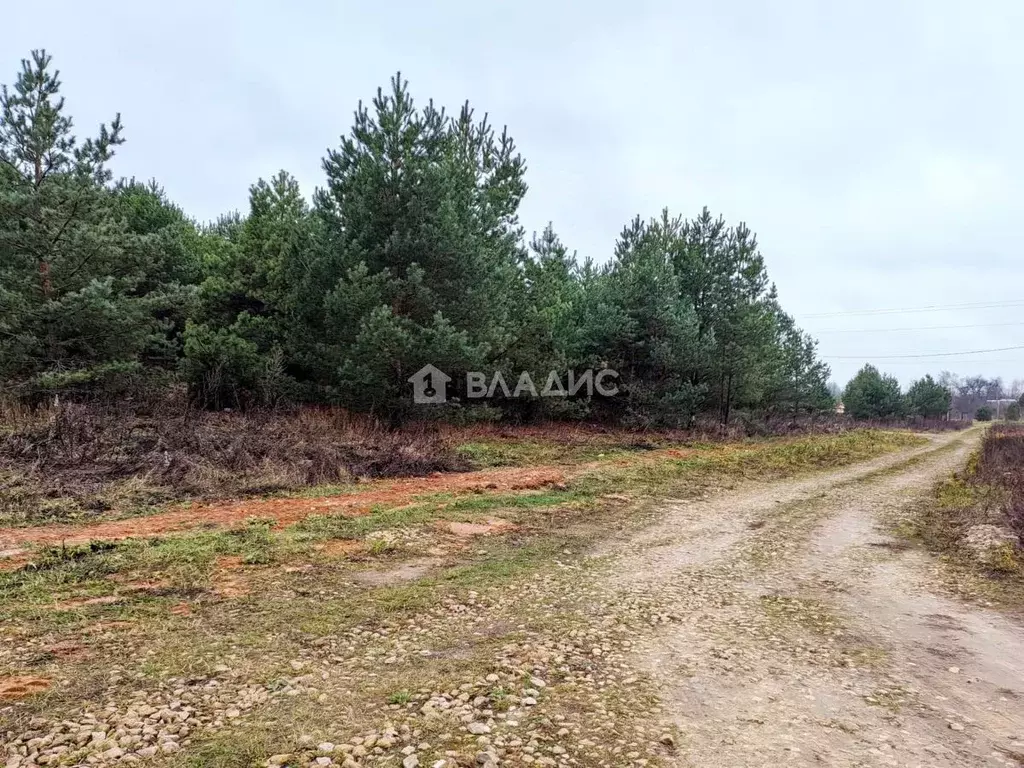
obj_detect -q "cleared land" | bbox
[3,426,1023,768]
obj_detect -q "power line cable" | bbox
[838,359,1024,365]
[814,321,1024,334]
[800,299,1024,319]
[822,345,1024,360]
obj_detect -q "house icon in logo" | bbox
[408,364,451,404]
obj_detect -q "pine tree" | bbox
[182,171,311,408]
[772,313,832,418]
[575,214,706,425]
[0,52,841,427]
[672,208,777,423]
[906,374,951,418]
[843,365,905,419]
[511,226,582,375]
[313,74,528,420]
[0,51,192,399]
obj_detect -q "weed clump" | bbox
[0,398,467,524]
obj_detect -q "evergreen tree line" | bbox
[842,367,1024,422]
[1,52,834,425]
[842,366,954,420]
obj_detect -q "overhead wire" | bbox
[805,300,1022,368]
[822,345,1024,360]
[799,299,1024,319]
[813,321,1024,335]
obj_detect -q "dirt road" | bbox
[610,429,1024,767]
[7,429,1023,768]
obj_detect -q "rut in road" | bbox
[609,429,1024,767]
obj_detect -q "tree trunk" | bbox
[33,158,53,299]
[722,373,733,425]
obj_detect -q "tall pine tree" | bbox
[0,51,192,399]
[312,74,528,421]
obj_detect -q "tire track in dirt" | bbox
[611,429,1024,767]
[603,431,961,578]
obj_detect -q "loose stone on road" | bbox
[611,430,1024,767]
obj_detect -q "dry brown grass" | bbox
[979,424,1024,541]
[436,413,969,445]
[900,425,1024,589]
[1,391,941,528]
[0,398,467,525]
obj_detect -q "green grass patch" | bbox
[573,429,925,498]
[172,720,294,768]
[0,518,287,612]
[455,438,636,468]
[386,689,412,705]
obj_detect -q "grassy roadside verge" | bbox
[2,429,925,606]
[0,429,924,768]
[891,425,1024,608]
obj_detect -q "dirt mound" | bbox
[316,539,365,557]
[53,595,121,610]
[42,641,89,660]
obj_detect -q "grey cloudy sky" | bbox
[5,0,1022,388]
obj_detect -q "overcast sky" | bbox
[5,0,1022,388]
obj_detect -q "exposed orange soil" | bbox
[42,641,89,660]
[211,555,250,597]
[119,579,170,593]
[0,465,566,552]
[0,446,702,556]
[0,552,31,571]
[316,538,365,557]
[53,595,121,611]
[212,576,249,598]
[0,675,50,701]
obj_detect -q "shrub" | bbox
[976,406,993,422]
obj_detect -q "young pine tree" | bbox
[0,51,192,399]
[182,171,312,408]
[906,374,952,419]
[575,214,706,426]
[313,74,528,421]
[843,364,905,420]
[672,208,776,423]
